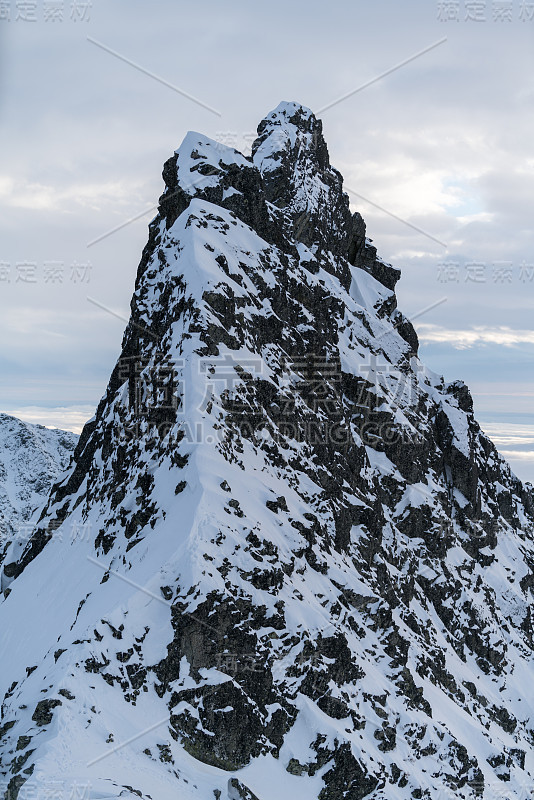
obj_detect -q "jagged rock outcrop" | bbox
[0,102,533,800]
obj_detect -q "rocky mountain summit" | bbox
[0,413,77,562]
[0,102,533,800]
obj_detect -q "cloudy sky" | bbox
[1,0,533,481]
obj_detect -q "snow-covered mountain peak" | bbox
[264,99,315,121]
[1,106,534,800]
[156,101,400,300]
[251,100,326,172]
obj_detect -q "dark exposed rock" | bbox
[318,742,378,800]
[31,699,61,726]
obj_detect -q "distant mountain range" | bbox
[0,412,77,560]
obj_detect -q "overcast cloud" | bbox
[0,0,533,479]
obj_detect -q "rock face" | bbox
[0,102,533,800]
[0,413,77,563]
